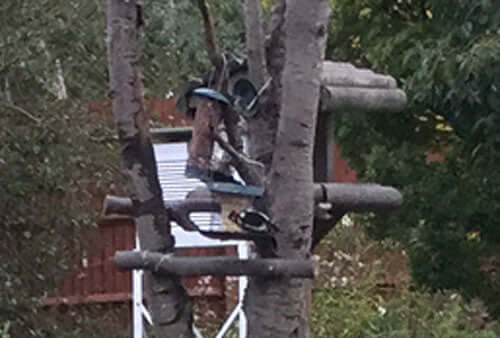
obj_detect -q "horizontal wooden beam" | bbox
[321,61,397,89]
[314,183,403,211]
[114,251,318,278]
[102,195,220,230]
[320,86,407,113]
[103,183,402,220]
[102,195,133,216]
[43,292,131,306]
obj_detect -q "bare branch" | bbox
[0,101,41,124]
[166,198,220,231]
[196,0,224,70]
[115,250,319,278]
[102,194,220,231]
[214,133,264,186]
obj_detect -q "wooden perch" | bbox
[319,61,407,113]
[314,183,403,211]
[311,183,402,249]
[104,182,401,221]
[102,194,220,231]
[114,250,318,278]
[321,61,397,89]
[102,195,133,216]
[321,86,407,113]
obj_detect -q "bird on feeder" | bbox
[228,208,277,234]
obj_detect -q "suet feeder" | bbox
[231,77,271,118]
[207,182,264,232]
[184,88,233,182]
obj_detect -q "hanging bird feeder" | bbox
[206,182,264,233]
[231,77,272,118]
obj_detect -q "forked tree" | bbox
[106,1,404,337]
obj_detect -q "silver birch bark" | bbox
[244,1,330,337]
[106,1,194,336]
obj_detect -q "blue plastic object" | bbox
[191,88,230,105]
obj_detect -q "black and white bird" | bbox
[228,208,276,234]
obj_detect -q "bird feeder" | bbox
[207,182,264,232]
[183,87,234,182]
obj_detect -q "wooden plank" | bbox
[59,272,72,297]
[81,256,90,296]
[95,226,105,294]
[115,251,318,278]
[88,242,97,295]
[103,225,115,294]
[43,292,131,306]
[123,222,134,292]
[116,224,130,294]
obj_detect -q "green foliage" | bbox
[144,0,245,96]
[0,101,119,336]
[329,0,500,316]
[0,0,244,335]
[312,224,500,338]
[0,0,120,336]
[314,287,500,338]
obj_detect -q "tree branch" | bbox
[314,183,403,211]
[196,0,224,70]
[115,251,319,278]
[0,101,41,124]
[243,0,268,87]
[214,133,264,186]
[103,182,402,222]
[166,199,220,231]
[102,194,220,231]
[106,1,193,335]
[319,61,408,113]
[320,86,407,113]
[245,0,286,167]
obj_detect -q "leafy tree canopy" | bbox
[329,0,500,315]
[0,0,243,335]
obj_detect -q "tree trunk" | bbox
[244,1,330,337]
[106,1,193,336]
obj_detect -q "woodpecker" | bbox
[228,208,276,233]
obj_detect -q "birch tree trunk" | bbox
[106,1,193,336]
[244,1,330,337]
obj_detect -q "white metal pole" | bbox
[133,232,144,338]
[238,242,249,338]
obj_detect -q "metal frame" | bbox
[132,139,249,338]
